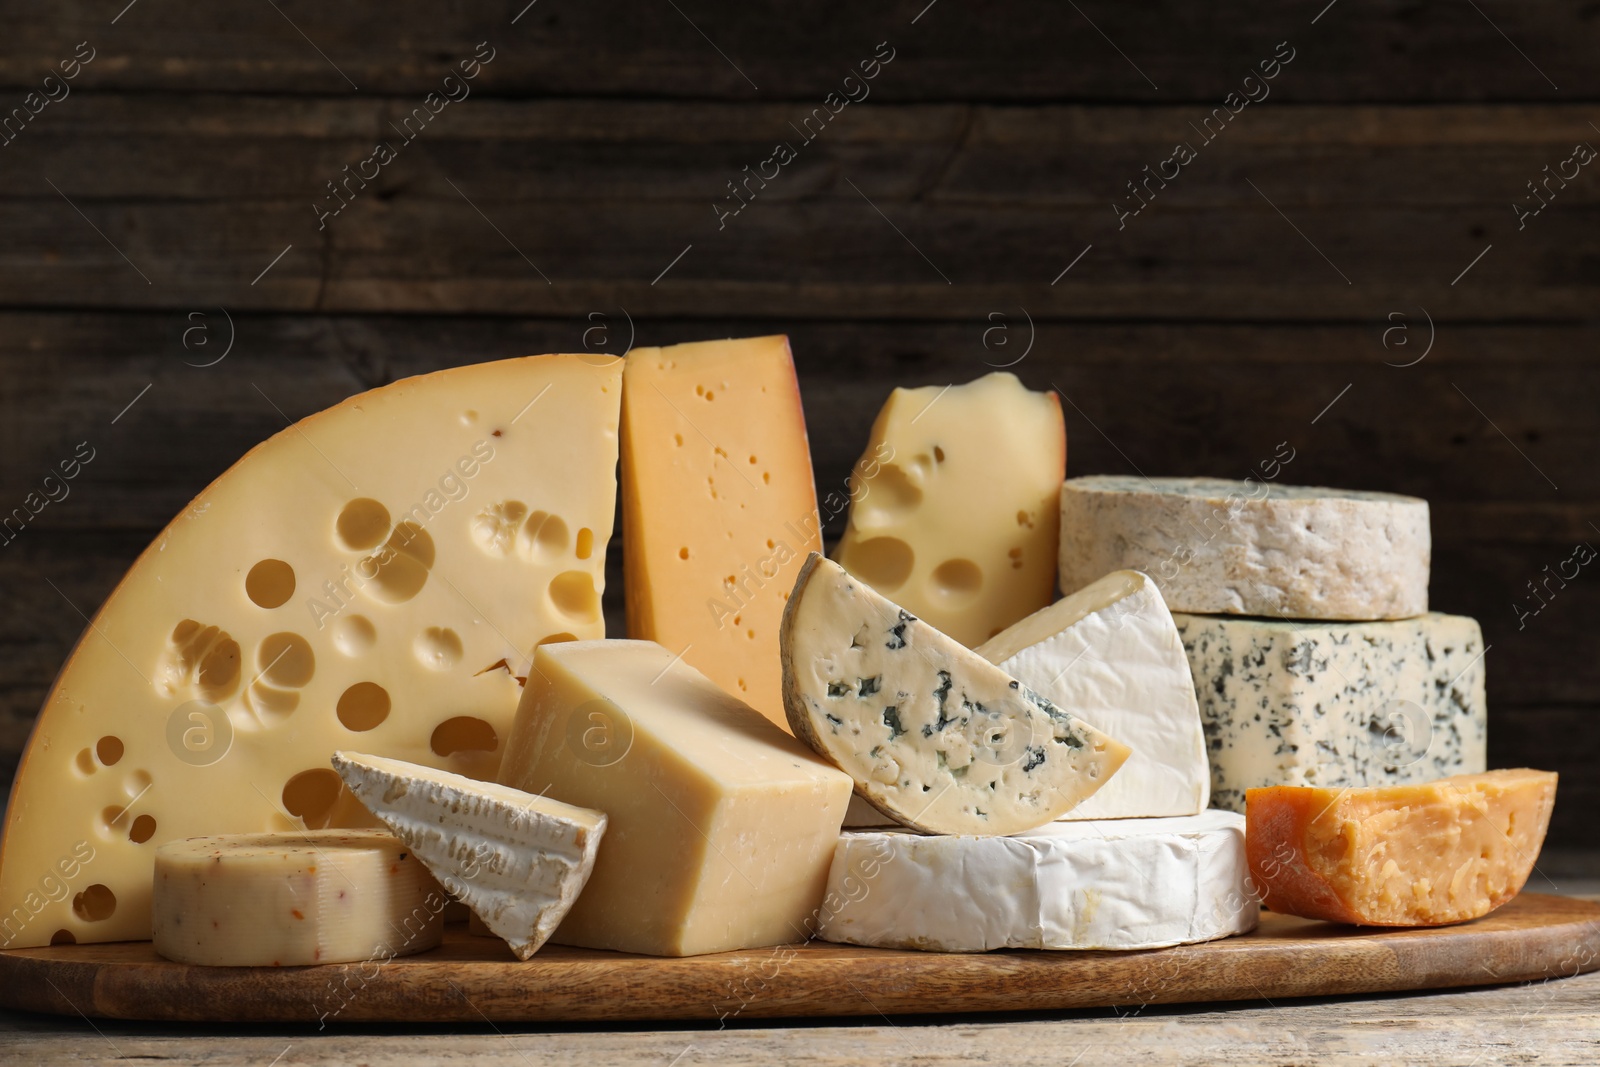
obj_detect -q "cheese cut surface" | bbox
[498,639,852,957]
[835,372,1065,647]
[1174,612,1488,813]
[781,553,1130,836]
[820,811,1256,952]
[976,570,1207,820]
[1246,769,1557,926]
[152,830,443,966]
[331,751,605,960]
[0,355,622,948]
[1059,476,1430,620]
[621,336,821,728]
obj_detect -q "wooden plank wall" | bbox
[1,2,1596,847]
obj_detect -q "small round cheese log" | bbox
[153,830,444,966]
[1059,476,1430,620]
[1246,769,1557,926]
[782,553,1131,836]
[820,811,1256,952]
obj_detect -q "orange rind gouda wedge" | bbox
[1246,769,1557,926]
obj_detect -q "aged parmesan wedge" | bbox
[781,553,1131,836]
[152,830,443,966]
[976,570,1207,820]
[331,751,605,960]
[1246,769,1557,926]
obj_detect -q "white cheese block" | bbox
[499,639,853,957]
[781,553,1131,836]
[976,570,1207,819]
[152,830,443,966]
[1174,612,1488,812]
[0,355,623,947]
[819,811,1256,952]
[331,751,605,960]
[1059,476,1430,620]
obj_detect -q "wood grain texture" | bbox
[0,894,1594,1024]
[2,2,1598,101]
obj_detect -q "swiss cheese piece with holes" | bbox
[498,639,852,957]
[0,355,622,947]
[834,372,1065,647]
[621,336,821,729]
[975,570,1207,820]
[1059,476,1431,620]
[819,811,1256,951]
[1174,611,1488,813]
[332,751,605,960]
[1246,769,1557,926]
[151,830,444,966]
[781,554,1130,836]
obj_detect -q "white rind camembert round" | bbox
[1059,476,1430,620]
[817,811,1257,952]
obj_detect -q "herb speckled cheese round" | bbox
[819,811,1256,952]
[1059,476,1430,620]
[152,830,444,967]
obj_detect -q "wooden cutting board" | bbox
[3,893,1596,1024]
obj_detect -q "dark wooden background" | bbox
[1,2,1595,849]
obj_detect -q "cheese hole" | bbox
[332,614,376,656]
[472,500,529,557]
[576,527,595,560]
[74,748,96,776]
[246,680,300,719]
[50,929,75,946]
[129,814,157,844]
[930,559,983,603]
[336,498,391,552]
[549,571,600,623]
[162,620,242,702]
[125,769,152,798]
[1016,509,1032,527]
[414,627,463,670]
[281,768,344,829]
[337,682,391,732]
[245,559,296,609]
[258,633,316,688]
[933,446,946,463]
[674,434,683,447]
[749,455,758,464]
[519,511,569,561]
[679,547,690,560]
[362,524,434,603]
[72,884,115,922]
[536,631,579,647]
[101,806,128,834]
[96,736,123,767]
[431,716,498,757]
[854,464,922,525]
[841,537,914,592]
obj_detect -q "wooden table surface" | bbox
[5,881,1598,1066]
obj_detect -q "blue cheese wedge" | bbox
[819,811,1256,952]
[976,570,1208,819]
[1174,612,1488,812]
[781,553,1131,836]
[332,751,605,960]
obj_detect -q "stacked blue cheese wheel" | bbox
[1058,476,1487,812]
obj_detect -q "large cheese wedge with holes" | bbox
[0,355,623,948]
[332,750,605,960]
[621,336,822,728]
[499,639,853,957]
[152,829,444,966]
[834,372,1064,647]
[1246,769,1557,926]
[976,570,1207,820]
[781,553,1130,836]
